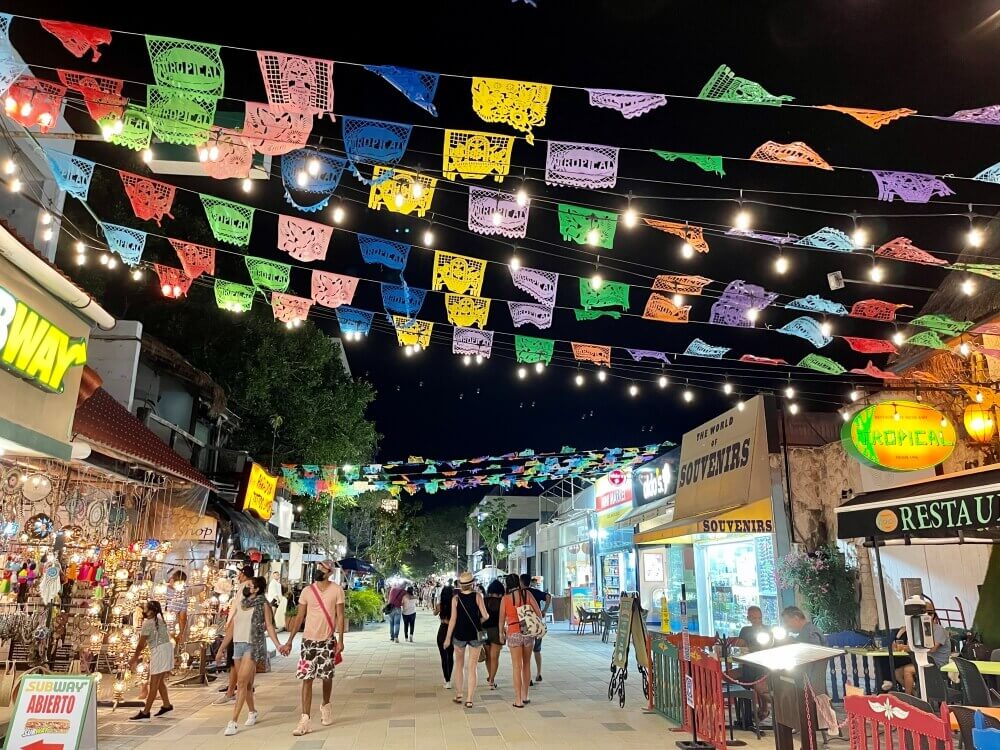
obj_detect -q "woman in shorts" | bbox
[502,573,542,709]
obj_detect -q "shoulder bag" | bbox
[309,584,344,665]
[457,593,488,643]
[515,590,548,639]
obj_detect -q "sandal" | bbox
[452,696,463,704]
[465,702,474,708]
[513,703,524,709]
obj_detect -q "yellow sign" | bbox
[240,462,277,521]
[843,400,956,472]
[634,499,773,545]
[0,285,87,393]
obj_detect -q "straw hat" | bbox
[457,572,475,591]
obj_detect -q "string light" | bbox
[892,404,901,421]
[968,227,984,248]
[42,227,53,242]
[774,254,789,274]
[101,124,114,141]
[723,382,733,395]
[241,178,253,193]
[295,170,309,187]
[623,195,638,228]
[142,148,154,164]
[784,384,795,399]
[892,330,905,346]
[628,383,638,397]
[491,210,503,226]
[307,157,320,177]
[75,240,86,254]
[658,375,668,389]
[17,101,30,118]
[475,355,483,365]
[517,366,527,379]
[575,373,584,386]
[509,254,521,272]
[672,294,684,307]
[2,159,15,175]
[40,211,52,225]
[586,227,600,246]
[959,342,971,357]
[113,119,124,135]
[869,263,884,283]
[680,242,694,259]
[411,180,424,199]
[423,224,435,246]
[394,192,405,208]
[9,177,20,192]
[197,147,209,162]
[516,185,529,207]
[976,390,984,403]
[131,269,143,281]
[99,253,108,266]
[682,387,694,403]
[840,409,850,422]
[38,113,52,128]
[332,203,346,224]
[789,403,800,415]
[737,400,746,412]
[820,320,832,337]
[962,278,976,296]
[849,388,861,402]
[107,257,118,269]
[404,345,414,357]
[733,196,751,231]
[852,227,869,249]
[590,273,603,290]
[597,368,607,383]
[534,362,544,374]
[463,355,471,367]
[208,145,219,161]
[75,253,85,266]
[940,416,949,428]
[746,308,759,322]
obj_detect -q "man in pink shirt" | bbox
[280,560,345,736]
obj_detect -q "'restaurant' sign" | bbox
[596,468,632,512]
[838,489,1000,541]
[239,462,277,521]
[843,400,956,472]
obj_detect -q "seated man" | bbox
[892,602,950,696]
[781,606,828,695]
[736,605,770,721]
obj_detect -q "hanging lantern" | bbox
[964,403,996,444]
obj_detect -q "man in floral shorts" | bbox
[281,560,344,736]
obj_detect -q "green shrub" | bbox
[346,588,384,624]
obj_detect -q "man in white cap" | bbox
[280,559,344,735]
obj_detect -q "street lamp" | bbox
[496,543,505,552]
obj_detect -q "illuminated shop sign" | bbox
[843,400,956,472]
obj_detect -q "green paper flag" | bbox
[557,204,617,249]
[99,105,152,151]
[653,150,725,177]
[147,85,217,146]
[905,330,949,349]
[245,257,291,293]
[515,336,554,365]
[146,36,224,97]
[579,278,630,311]
[910,314,973,336]
[797,354,846,375]
[574,309,622,321]
[214,279,255,312]
[698,64,794,106]
[201,195,255,246]
[950,263,1000,281]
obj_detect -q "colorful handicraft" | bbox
[40,20,111,62]
[571,343,611,368]
[579,279,629,311]
[311,271,359,309]
[147,85,216,145]
[202,127,254,180]
[152,264,193,298]
[335,306,373,336]
[43,149,93,201]
[214,280,255,312]
[910,314,972,336]
[0,49,26,102]
[777,317,832,348]
[245,256,291,293]
[558,205,618,249]
[452,327,494,358]
[642,293,690,322]
[381,283,426,317]
[244,102,312,156]
[145,36,224,96]
[277,215,332,262]
[392,317,433,348]
[795,227,853,252]
[100,105,152,151]
[257,51,334,117]
[511,266,558,307]
[369,166,436,217]
[684,338,729,359]
[709,280,778,327]
[201,195,254,246]
[727,228,798,244]
[850,361,900,380]
[57,70,124,122]
[974,161,1000,184]
[119,171,175,226]
[101,223,146,266]
[874,237,947,265]
[951,263,1000,281]
[271,292,314,323]
[357,234,410,271]
[843,337,898,355]
[433,251,487,296]
[974,322,1000,335]
[281,148,347,194]
[545,141,619,189]
[740,355,787,366]
[797,354,846,375]
[342,116,412,171]
[169,238,215,278]
[849,299,911,322]
[698,65,793,106]
[945,105,1000,125]
[586,89,666,119]
[471,77,552,144]
[871,171,954,203]
[652,275,712,295]
[785,295,848,316]
[905,331,949,349]
[749,141,833,170]
[515,335,555,365]
[445,294,491,328]
[653,150,725,177]
[626,349,670,364]
[507,301,553,329]
[817,105,916,129]
[643,218,710,253]
[443,129,515,181]
[364,65,439,116]
[468,187,529,238]
[575,309,621,321]
[5,77,65,132]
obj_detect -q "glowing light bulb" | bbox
[849,389,860,402]
[681,243,694,259]
[852,228,868,249]
[785,386,795,399]
[590,273,603,290]
[516,187,528,207]
[492,211,502,226]
[734,209,751,231]
[869,265,884,283]
[99,253,108,266]
[42,228,53,242]
[197,147,209,162]
[586,228,600,246]
[38,112,52,128]
[737,400,746,412]
[597,369,607,382]
[75,240,86,254]
[208,145,219,161]
[142,148,153,163]
[658,375,668,389]
[423,229,434,246]
[534,362,544,374]
[683,389,694,403]
[20,102,31,118]
[968,227,984,248]
[161,283,172,296]
[3,159,15,175]
[841,410,849,422]
[774,255,789,274]
[307,158,320,176]
[475,355,483,365]
[75,253,85,266]
[746,308,759,322]
[575,374,584,386]
[892,331,905,346]
[629,384,638,397]
[172,284,181,297]
[672,294,684,306]
[820,321,832,337]
[789,403,800,415]
[962,278,976,296]
[976,390,984,403]
[723,383,733,395]
[242,178,252,193]
[940,417,948,428]
[463,356,471,367]
[332,205,345,224]
[131,269,142,281]
[510,256,521,272]
[113,118,124,134]
[623,207,638,228]
[9,178,21,192]
[411,181,424,199]
[3,96,14,112]
[107,257,118,269]
[101,124,114,141]
[404,345,413,357]
[517,367,527,379]
[41,211,52,226]
[394,192,405,208]
[959,342,970,357]
[296,170,308,187]
[893,410,901,422]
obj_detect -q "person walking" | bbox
[483,579,505,690]
[444,572,489,708]
[522,575,551,685]
[386,581,406,642]
[128,601,173,720]
[402,586,417,642]
[216,576,283,736]
[435,585,455,688]
[216,565,254,704]
[502,573,542,708]
[280,560,344,736]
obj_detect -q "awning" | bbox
[835,464,1000,544]
[614,495,672,528]
[210,497,282,559]
[634,498,774,545]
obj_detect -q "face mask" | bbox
[242,586,251,598]
[312,569,328,582]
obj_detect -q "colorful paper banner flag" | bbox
[471,77,551,144]
[258,51,334,116]
[445,294,491,328]
[57,69,124,122]
[392,316,433,348]
[797,354,846,374]
[364,65,439,116]
[277,215,332,262]
[643,218,710,253]
[101,105,152,151]
[101,223,146,266]
[147,85,216,145]
[642,293,690,322]
[358,234,410,271]
[0,49,26,102]
[727,228,798,244]
[558,205,617,249]
[342,116,412,168]
[740,355,787,366]
[571,343,611,367]
[515,335,555,364]
[6,77,65,133]
[850,299,911,321]
[684,338,729,359]
[579,279,629,311]
[201,195,254,246]
[850,361,900,380]
[974,322,1000,335]
[874,237,947,265]
[433,251,487,296]
[169,238,215,279]
[468,187,529,238]
[698,65,793,106]
[152,264,192,298]
[777,316,833,348]
[214,279,255,312]
[795,227,853,252]
[381,283,426,316]
[119,171,175,226]
[951,263,1000,281]
[244,102,312,156]
[586,89,666,119]
[44,149,94,200]
[910,314,972,336]
[817,104,916,129]
[574,309,621,321]
[974,161,1000,185]
[843,337,897,354]
[271,292,314,323]
[245,256,290,293]
[511,265,557,306]
[452,327,494,358]
[786,295,848,316]
[750,140,832,170]
[545,141,619,189]
[871,170,954,203]
[508,301,553,329]
[202,127,253,180]
[335,306,373,336]
[905,330,949,349]
[626,349,670,364]
[652,275,712,295]
[145,36,223,96]
[281,149,347,197]
[369,166,436,217]
[40,19,111,62]
[945,105,1000,125]
[311,271,359,309]
[653,150,725,177]
[443,129,515,181]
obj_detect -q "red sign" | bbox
[596,469,633,512]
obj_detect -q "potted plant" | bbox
[345,589,384,631]
[777,544,858,633]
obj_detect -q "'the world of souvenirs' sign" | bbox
[843,400,956,472]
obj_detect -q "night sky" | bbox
[7,1,1000,463]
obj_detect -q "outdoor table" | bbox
[949,706,1000,731]
[942,660,1000,676]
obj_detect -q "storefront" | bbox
[594,468,636,606]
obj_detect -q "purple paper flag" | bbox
[508,301,553,329]
[625,349,671,364]
[452,327,494,358]
[585,89,667,119]
[945,105,1000,125]
[468,187,529,238]
[871,171,955,203]
[511,266,558,307]
[545,141,619,189]
[721,280,778,310]
[710,300,754,328]
[726,228,799,244]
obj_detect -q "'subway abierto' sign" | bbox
[843,400,956,472]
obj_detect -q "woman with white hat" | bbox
[443,571,489,708]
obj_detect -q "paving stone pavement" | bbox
[95,610,773,750]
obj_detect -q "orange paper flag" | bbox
[571,343,611,367]
[652,274,712,295]
[643,218,710,253]
[818,105,916,130]
[642,293,691,322]
[750,141,833,170]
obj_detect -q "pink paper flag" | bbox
[271,292,315,323]
[244,102,313,156]
[311,271,358,309]
[278,215,333,262]
[258,51,334,117]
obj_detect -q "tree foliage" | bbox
[469,496,513,568]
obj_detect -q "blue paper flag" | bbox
[44,149,95,201]
[363,65,440,117]
[358,234,410,271]
[342,117,413,166]
[785,294,849,317]
[0,48,26,99]
[777,316,832,348]
[102,223,147,266]
[683,338,730,359]
[334,306,374,336]
[282,190,331,213]
[381,283,426,317]
[0,13,12,44]
[281,149,348,195]
[794,227,853,252]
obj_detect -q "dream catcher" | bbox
[26,513,54,540]
[20,474,53,504]
[63,489,86,523]
[1,469,21,501]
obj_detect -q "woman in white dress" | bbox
[128,600,174,720]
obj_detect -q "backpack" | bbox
[515,590,548,639]
[961,630,991,661]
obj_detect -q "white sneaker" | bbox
[444,681,451,689]
[215,693,235,705]
[292,714,311,736]
[245,711,258,727]
[320,703,333,726]
[224,721,238,736]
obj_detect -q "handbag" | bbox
[309,584,343,665]
[457,594,488,643]
[515,590,548,639]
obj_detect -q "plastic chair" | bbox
[973,710,1000,750]
[991,649,1000,662]
[921,664,962,710]
[601,610,618,643]
[952,706,1000,750]
[954,657,1000,707]
[890,692,935,750]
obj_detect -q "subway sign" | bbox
[842,400,956,472]
[0,285,87,393]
